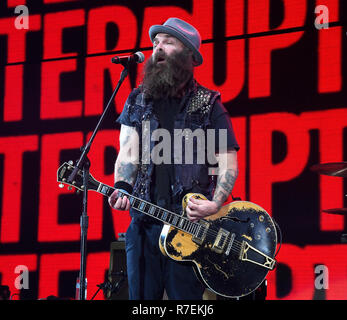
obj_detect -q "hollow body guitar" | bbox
[57,162,278,298]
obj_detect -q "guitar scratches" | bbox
[214,263,230,279]
[206,257,231,279]
[241,234,252,241]
[170,230,199,258]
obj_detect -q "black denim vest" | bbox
[125,83,220,219]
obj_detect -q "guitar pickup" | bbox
[212,228,230,254]
[192,220,209,245]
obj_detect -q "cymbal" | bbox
[322,208,347,215]
[310,162,347,177]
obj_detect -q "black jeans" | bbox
[125,219,205,300]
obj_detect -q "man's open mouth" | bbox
[156,55,166,64]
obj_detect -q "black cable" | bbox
[90,271,127,300]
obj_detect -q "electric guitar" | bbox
[57,161,278,298]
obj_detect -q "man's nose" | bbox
[154,43,164,53]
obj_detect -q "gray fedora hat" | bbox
[149,17,203,66]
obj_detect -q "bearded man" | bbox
[108,18,239,300]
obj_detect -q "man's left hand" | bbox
[186,197,219,222]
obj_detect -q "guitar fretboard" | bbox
[96,182,202,237]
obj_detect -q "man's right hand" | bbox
[108,189,131,211]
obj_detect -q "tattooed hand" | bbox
[186,150,238,221]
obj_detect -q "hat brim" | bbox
[149,25,203,66]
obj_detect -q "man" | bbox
[108,17,239,300]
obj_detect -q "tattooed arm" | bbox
[114,124,140,184]
[186,150,238,221]
[212,150,238,209]
[109,124,140,211]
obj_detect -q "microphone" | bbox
[111,51,145,64]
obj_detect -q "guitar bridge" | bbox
[239,241,276,270]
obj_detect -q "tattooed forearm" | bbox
[212,150,238,209]
[213,169,238,208]
[115,161,138,185]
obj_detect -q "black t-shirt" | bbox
[151,97,239,210]
[208,99,240,153]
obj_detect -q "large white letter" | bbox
[14,5,29,30]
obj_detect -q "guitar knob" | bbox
[68,160,74,165]
[58,183,64,189]
[67,186,72,191]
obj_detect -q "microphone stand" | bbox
[67,61,130,300]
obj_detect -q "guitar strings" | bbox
[131,197,247,256]
[70,176,261,256]
[120,189,275,262]
[120,190,245,253]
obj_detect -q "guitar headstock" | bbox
[57,161,99,192]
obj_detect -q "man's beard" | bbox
[141,49,194,100]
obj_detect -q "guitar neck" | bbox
[95,182,200,236]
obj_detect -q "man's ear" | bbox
[182,47,195,66]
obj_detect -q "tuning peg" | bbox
[58,183,64,189]
[68,160,74,165]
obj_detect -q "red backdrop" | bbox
[0,0,346,300]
